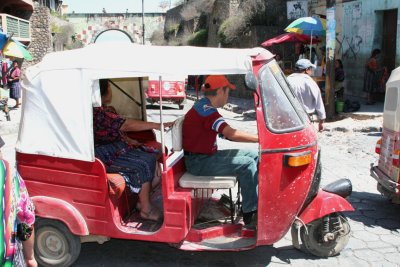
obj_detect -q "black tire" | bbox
[35,218,81,267]
[300,213,350,257]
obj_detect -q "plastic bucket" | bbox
[336,101,344,113]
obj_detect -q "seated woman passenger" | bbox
[93,79,173,221]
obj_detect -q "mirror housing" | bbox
[245,72,258,92]
[245,72,260,106]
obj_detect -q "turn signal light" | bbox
[392,150,400,167]
[375,139,382,154]
[284,152,312,167]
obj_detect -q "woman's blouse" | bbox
[93,106,126,145]
[335,67,345,82]
[367,57,378,71]
[9,67,21,82]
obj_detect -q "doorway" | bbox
[382,9,397,73]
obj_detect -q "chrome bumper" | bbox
[370,164,399,194]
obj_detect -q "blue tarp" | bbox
[0,30,7,50]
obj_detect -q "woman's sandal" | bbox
[140,207,162,222]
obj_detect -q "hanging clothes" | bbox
[1,61,8,88]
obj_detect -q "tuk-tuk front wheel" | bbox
[35,218,81,267]
[300,213,350,257]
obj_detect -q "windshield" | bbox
[259,61,308,133]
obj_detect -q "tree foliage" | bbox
[218,0,269,45]
[218,15,246,45]
[187,29,208,46]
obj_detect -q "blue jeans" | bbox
[184,149,258,213]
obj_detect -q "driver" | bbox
[182,75,259,226]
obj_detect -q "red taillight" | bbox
[392,150,400,166]
[375,139,381,154]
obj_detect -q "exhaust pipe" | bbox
[322,178,352,198]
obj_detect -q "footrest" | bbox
[179,172,236,189]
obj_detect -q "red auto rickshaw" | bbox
[146,74,187,109]
[16,43,353,266]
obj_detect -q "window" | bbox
[259,61,307,133]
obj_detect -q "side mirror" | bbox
[245,72,258,92]
[245,72,260,106]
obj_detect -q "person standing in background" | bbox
[275,54,284,70]
[287,59,326,132]
[363,49,381,105]
[8,60,21,108]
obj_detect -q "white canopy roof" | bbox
[16,43,273,161]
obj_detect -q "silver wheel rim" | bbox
[37,227,69,260]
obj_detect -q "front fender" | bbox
[32,196,89,236]
[298,190,354,225]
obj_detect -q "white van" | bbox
[371,66,400,204]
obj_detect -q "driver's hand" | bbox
[318,121,324,132]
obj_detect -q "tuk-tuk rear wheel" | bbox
[300,213,350,257]
[35,218,81,267]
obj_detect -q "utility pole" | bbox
[142,0,145,44]
[325,0,336,119]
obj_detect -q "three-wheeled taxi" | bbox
[16,43,354,267]
[371,66,400,204]
[146,74,187,109]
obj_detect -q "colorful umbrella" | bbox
[261,32,321,47]
[2,41,33,61]
[285,16,327,59]
[285,16,326,36]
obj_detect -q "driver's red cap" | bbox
[203,75,236,91]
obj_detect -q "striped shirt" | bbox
[183,97,228,155]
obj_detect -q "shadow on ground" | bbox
[76,239,277,267]
[347,191,400,230]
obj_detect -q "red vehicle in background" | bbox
[146,75,187,109]
[371,66,400,204]
[16,44,354,267]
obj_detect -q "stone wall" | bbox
[207,0,232,47]
[25,3,52,69]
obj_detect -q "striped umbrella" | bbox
[3,41,33,61]
[285,16,327,59]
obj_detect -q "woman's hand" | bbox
[122,135,142,146]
